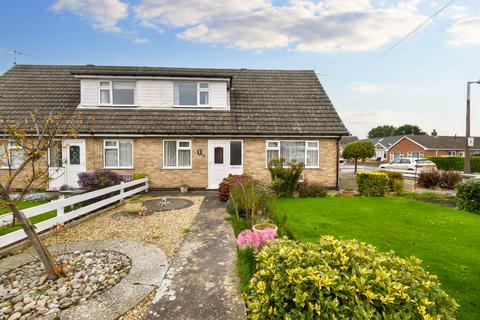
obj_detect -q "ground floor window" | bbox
[48,142,63,167]
[407,152,424,159]
[447,151,457,156]
[164,140,192,168]
[266,140,319,167]
[104,139,133,168]
[0,140,24,169]
[390,152,404,161]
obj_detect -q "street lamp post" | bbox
[465,80,480,174]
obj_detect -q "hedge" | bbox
[246,237,459,319]
[427,156,480,172]
[456,179,480,213]
[355,172,389,196]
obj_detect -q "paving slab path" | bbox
[145,193,246,320]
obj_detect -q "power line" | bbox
[332,0,456,89]
[380,0,456,57]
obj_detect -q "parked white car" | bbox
[379,158,437,172]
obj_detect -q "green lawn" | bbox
[275,196,480,320]
[0,200,53,236]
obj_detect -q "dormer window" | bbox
[98,80,136,106]
[174,82,210,107]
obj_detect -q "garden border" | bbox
[0,239,168,320]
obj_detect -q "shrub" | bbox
[428,156,480,172]
[298,182,327,198]
[236,228,277,251]
[438,170,463,189]
[417,169,441,189]
[355,172,389,196]
[78,170,124,192]
[229,179,273,223]
[384,171,404,192]
[218,174,252,202]
[456,179,480,213]
[268,159,304,197]
[393,179,404,195]
[132,172,149,180]
[246,237,459,319]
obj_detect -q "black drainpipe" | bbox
[336,137,341,191]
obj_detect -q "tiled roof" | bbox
[0,64,348,136]
[360,135,406,149]
[408,135,480,150]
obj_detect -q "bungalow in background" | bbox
[0,64,349,191]
[386,135,480,160]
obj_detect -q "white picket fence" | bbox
[0,178,148,249]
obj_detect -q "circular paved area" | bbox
[0,240,167,320]
[112,198,194,220]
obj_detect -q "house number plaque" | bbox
[197,149,203,156]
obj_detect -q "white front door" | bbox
[208,140,243,189]
[64,139,86,188]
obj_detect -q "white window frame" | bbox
[103,139,134,169]
[265,140,320,168]
[447,151,457,156]
[0,141,24,169]
[229,140,243,167]
[459,151,465,157]
[98,80,137,106]
[174,82,211,107]
[163,140,192,169]
[390,152,404,161]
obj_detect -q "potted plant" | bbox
[180,182,189,193]
[342,188,354,197]
[252,220,278,233]
[125,195,143,213]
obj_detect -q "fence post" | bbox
[57,195,65,225]
[120,181,125,200]
[145,178,149,193]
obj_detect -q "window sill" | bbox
[162,166,192,170]
[173,105,211,109]
[98,105,138,108]
[103,166,134,170]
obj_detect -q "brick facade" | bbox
[1,137,339,190]
[386,137,468,160]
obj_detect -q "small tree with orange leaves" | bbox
[0,108,86,280]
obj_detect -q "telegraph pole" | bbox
[465,80,480,174]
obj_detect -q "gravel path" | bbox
[43,195,203,261]
[41,194,203,320]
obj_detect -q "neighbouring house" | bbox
[357,135,405,161]
[386,135,480,160]
[0,64,348,190]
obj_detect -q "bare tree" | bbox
[0,109,85,280]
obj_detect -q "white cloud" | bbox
[351,82,391,93]
[448,17,480,46]
[133,0,427,52]
[52,0,128,33]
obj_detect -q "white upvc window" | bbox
[99,80,137,106]
[103,139,133,168]
[407,152,424,159]
[447,151,457,156]
[0,141,24,169]
[174,82,210,107]
[163,140,192,169]
[266,140,319,168]
[459,151,465,157]
[390,152,404,161]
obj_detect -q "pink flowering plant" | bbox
[236,227,277,251]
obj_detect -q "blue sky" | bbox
[1,0,480,138]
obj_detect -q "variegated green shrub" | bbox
[246,237,459,320]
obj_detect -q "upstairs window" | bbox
[99,81,136,106]
[174,82,210,107]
